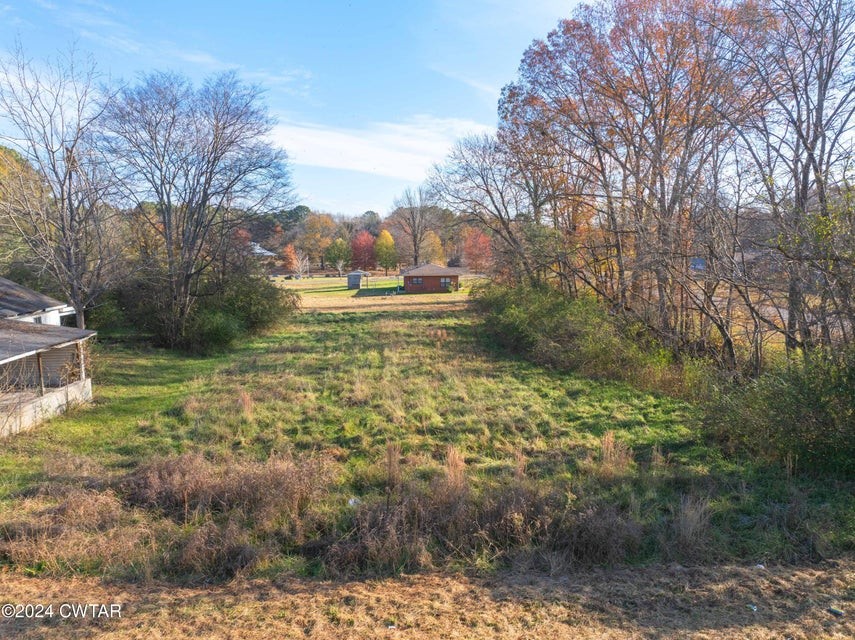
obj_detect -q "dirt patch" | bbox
[1,561,852,639]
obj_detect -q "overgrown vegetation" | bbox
[106,256,301,353]
[706,350,855,476]
[472,283,715,401]
[0,295,851,583]
[473,283,855,478]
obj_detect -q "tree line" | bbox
[426,0,855,373]
[249,195,492,278]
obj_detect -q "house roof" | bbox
[0,277,70,318]
[400,264,464,277]
[0,319,95,366]
[250,242,276,258]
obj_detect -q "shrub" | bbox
[183,309,244,354]
[705,349,855,476]
[216,273,300,332]
[553,504,643,566]
[84,296,126,331]
[167,519,258,581]
[108,269,300,352]
[472,284,651,380]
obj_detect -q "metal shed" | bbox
[347,271,368,289]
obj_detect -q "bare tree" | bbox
[722,0,855,352]
[293,247,310,279]
[0,45,124,328]
[431,134,551,283]
[388,186,435,267]
[101,70,293,345]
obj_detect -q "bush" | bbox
[85,296,127,331]
[706,349,855,476]
[109,270,300,352]
[472,284,651,380]
[183,309,244,354]
[216,273,301,332]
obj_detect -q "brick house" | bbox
[400,265,463,293]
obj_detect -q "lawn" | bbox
[0,284,852,637]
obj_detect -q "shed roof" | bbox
[0,277,69,318]
[0,319,95,365]
[400,264,464,277]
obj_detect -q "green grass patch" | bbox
[0,304,851,581]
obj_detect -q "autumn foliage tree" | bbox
[374,229,398,275]
[462,228,492,274]
[298,212,336,270]
[351,230,376,271]
[280,243,298,273]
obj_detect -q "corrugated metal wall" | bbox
[0,345,82,390]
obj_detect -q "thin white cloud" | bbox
[169,49,225,68]
[77,29,142,54]
[429,65,502,99]
[272,115,493,182]
[0,3,24,26]
[31,0,313,98]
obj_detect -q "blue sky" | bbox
[0,0,571,216]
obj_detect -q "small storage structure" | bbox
[347,271,367,289]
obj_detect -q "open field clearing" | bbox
[0,287,852,638]
[272,275,476,313]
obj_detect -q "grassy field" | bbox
[0,279,852,637]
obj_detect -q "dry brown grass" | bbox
[1,562,853,639]
[580,431,636,481]
[236,389,253,421]
[673,495,712,558]
[0,491,162,578]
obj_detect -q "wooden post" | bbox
[77,341,86,381]
[36,352,45,396]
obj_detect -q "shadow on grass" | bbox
[354,285,400,297]
[2,562,852,638]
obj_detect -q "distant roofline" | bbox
[399,264,465,277]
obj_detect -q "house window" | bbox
[440,277,453,289]
[411,277,423,284]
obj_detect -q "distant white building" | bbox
[0,277,75,325]
[250,242,277,258]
